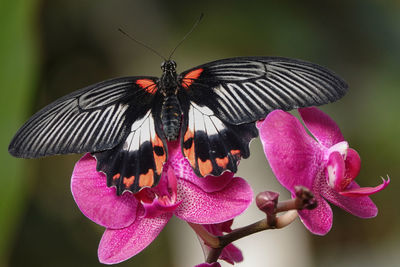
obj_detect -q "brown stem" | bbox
[188,222,219,248]
[205,211,298,263]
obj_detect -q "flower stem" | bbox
[188,222,220,248]
[194,186,316,264]
[205,211,298,263]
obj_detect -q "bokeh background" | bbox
[1,0,399,266]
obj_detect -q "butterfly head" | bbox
[161,60,177,72]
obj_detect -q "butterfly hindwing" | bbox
[180,100,258,177]
[9,76,159,158]
[94,104,168,195]
[179,56,348,124]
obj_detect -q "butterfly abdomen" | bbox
[161,95,182,141]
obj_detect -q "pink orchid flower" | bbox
[200,220,243,265]
[258,107,389,235]
[71,141,253,264]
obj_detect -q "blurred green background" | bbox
[0,0,399,266]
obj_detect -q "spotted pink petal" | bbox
[98,206,172,264]
[339,177,390,197]
[174,177,253,224]
[321,181,378,218]
[299,107,345,148]
[259,110,323,191]
[297,171,333,235]
[71,153,138,229]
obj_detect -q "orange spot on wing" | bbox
[152,135,166,175]
[153,151,165,175]
[136,79,157,94]
[123,176,135,188]
[152,135,163,147]
[184,128,194,142]
[230,149,241,156]
[139,169,154,187]
[113,173,121,180]
[183,129,195,168]
[198,158,213,176]
[182,68,203,89]
[215,157,229,169]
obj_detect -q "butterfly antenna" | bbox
[118,28,167,61]
[168,13,204,60]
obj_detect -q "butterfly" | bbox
[9,56,348,195]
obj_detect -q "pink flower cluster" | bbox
[71,141,252,264]
[71,107,389,265]
[258,107,389,234]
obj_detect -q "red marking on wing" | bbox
[215,157,229,169]
[113,173,121,180]
[136,79,157,94]
[182,68,203,89]
[230,149,241,157]
[152,135,166,175]
[139,169,154,187]
[123,176,135,188]
[183,129,195,168]
[198,158,213,176]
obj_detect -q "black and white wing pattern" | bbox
[8,76,158,158]
[179,56,348,124]
[179,98,258,178]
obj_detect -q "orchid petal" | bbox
[142,199,181,218]
[339,177,390,197]
[299,107,345,148]
[98,206,172,264]
[297,172,333,235]
[259,110,322,190]
[325,151,346,191]
[220,244,243,264]
[344,148,361,180]
[175,177,253,224]
[321,181,378,218]
[71,154,138,229]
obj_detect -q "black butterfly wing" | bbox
[9,76,158,158]
[179,56,348,124]
[178,56,347,177]
[9,76,168,194]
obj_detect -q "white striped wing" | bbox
[9,76,157,158]
[180,57,348,124]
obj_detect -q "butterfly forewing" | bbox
[8,76,157,158]
[179,56,348,124]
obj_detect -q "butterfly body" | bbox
[9,56,348,195]
[158,60,182,141]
